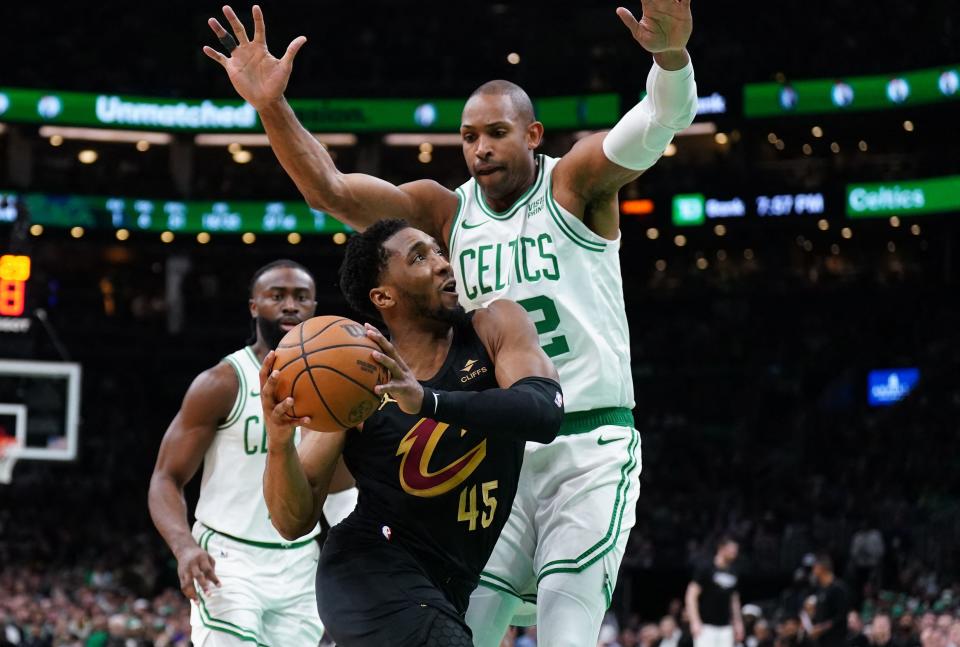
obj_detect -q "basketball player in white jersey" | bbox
[148,259,357,646]
[204,2,697,644]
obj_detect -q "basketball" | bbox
[272,316,388,432]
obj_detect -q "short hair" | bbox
[467,80,536,125]
[249,259,314,297]
[338,219,410,321]
[717,535,738,551]
[814,553,834,572]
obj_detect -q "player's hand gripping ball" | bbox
[272,316,389,431]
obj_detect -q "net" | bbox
[0,435,19,484]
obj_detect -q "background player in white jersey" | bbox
[203,2,697,643]
[148,259,357,646]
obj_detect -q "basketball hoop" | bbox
[0,436,19,484]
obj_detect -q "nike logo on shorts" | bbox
[597,435,626,446]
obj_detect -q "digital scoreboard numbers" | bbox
[99,197,345,234]
[756,193,826,217]
[0,255,31,334]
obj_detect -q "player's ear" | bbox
[369,286,395,312]
[526,121,544,150]
[249,297,258,318]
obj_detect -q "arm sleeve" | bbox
[419,376,563,444]
[602,58,698,170]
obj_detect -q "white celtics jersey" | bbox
[449,154,634,413]
[194,346,320,544]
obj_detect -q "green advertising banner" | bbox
[672,194,706,226]
[744,65,960,117]
[0,88,619,132]
[0,190,350,235]
[846,176,960,218]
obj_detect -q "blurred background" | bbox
[0,1,958,646]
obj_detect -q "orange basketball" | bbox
[273,315,388,432]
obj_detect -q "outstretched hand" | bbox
[616,0,692,55]
[203,5,307,110]
[364,324,425,415]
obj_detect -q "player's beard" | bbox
[256,316,288,350]
[401,288,470,328]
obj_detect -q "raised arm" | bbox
[258,351,347,540]
[552,0,697,239]
[363,302,563,444]
[203,5,457,236]
[148,363,236,600]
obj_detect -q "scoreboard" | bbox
[0,254,31,334]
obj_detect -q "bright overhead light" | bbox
[78,149,98,164]
[233,150,253,164]
[194,133,357,147]
[676,121,717,137]
[663,143,677,157]
[507,52,521,65]
[38,126,172,144]
[383,133,463,146]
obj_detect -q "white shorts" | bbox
[477,408,642,620]
[189,523,323,647]
[696,625,735,647]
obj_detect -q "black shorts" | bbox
[316,524,473,647]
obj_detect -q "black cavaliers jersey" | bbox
[338,316,523,608]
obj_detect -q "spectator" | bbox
[848,611,870,647]
[870,614,898,647]
[659,615,691,647]
[747,619,776,647]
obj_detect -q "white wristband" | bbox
[602,58,698,170]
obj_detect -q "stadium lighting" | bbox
[194,133,357,147]
[39,126,172,144]
[383,133,463,146]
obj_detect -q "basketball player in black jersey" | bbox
[258,219,564,646]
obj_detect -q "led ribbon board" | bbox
[0,89,619,132]
[0,191,350,235]
[744,64,960,117]
[846,176,960,218]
